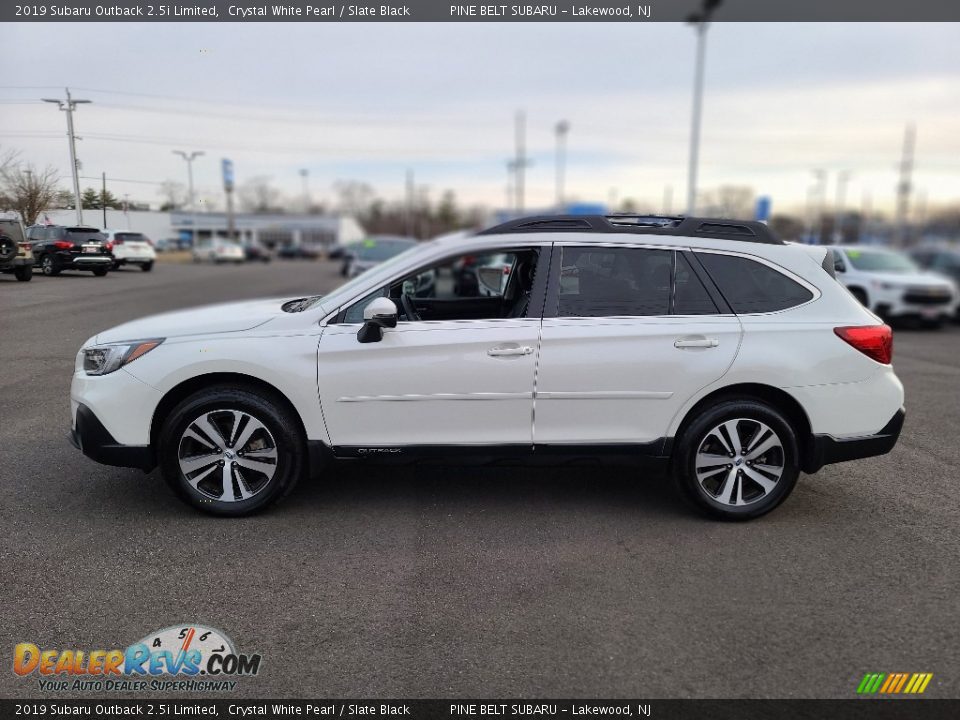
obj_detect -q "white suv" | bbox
[103,230,157,272]
[69,215,905,520]
[832,245,958,327]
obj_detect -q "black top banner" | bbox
[4,0,960,23]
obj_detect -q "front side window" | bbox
[340,248,539,323]
[696,252,813,314]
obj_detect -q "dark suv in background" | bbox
[0,216,35,281]
[26,225,113,277]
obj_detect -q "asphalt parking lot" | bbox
[1,259,958,700]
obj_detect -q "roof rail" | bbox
[477,214,784,245]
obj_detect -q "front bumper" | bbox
[803,408,904,473]
[69,403,155,472]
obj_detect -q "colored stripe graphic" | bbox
[857,672,933,694]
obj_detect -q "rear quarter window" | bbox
[697,252,813,314]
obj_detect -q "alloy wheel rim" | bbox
[42,257,53,274]
[177,409,278,502]
[694,418,784,507]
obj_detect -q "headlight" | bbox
[871,280,901,291]
[82,339,164,376]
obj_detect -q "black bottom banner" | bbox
[2,699,959,720]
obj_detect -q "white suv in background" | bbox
[832,245,958,327]
[103,230,157,272]
[69,215,905,520]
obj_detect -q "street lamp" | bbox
[555,120,570,210]
[173,150,204,246]
[685,0,723,215]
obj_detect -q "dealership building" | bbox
[36,209,366,251]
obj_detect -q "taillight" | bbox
[19,242,31,252]
[105,242,114,251]
[53,241,73,250]
[834,325,893,364]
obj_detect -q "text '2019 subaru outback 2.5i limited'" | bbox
[69,215,904,520]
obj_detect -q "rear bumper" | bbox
[803,408,904,473]
[69,403,155,472]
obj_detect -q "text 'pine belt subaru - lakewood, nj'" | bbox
[69,215,905,520]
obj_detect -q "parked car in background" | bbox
[0,216,34,282]
[103,230,156,272]
[26,225,112,277]
[832,245,958,327]
[244,241,273,263]
[192,237,245,264]
[344,236,417,278]
[909,247,960,320]
[277,243,322,260]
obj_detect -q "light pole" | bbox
[810,169,828,243]
[685,0,723,216]
[173,150,204,246]
[555,120,570,210]
[42,88,91,225]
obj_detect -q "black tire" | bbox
[14,265,32,282]
[92,267,109,277]
[141,261,154,272]
[849,287,868,307]
[158,385,305,516]
[40,255,60,276]
[673,398,800,521]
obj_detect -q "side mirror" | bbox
[357,297,398,344]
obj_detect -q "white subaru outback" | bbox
[70,215,905,520]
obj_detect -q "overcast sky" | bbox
[3,21,959,216]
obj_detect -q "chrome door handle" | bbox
[488,346,534,357]
[674,337,719,349]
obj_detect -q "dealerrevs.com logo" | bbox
[13,624,262,692]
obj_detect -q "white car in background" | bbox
[69,214,905,521]
[192,237,245,264]
[103,230,157,272]
[832,245,958,327]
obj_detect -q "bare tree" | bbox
[158,180,187,212]
[238,176,283,214]
[0,162,61,226]
[700,185,755,219]
[333,180,374,218]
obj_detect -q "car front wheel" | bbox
[673,399,800,520]
[158,385,305,516]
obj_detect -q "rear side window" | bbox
[558,247,672,317]
[674,254,718,315]
[697,253,813,314]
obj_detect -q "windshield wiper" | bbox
[282,295,323,313]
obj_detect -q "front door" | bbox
[317,247,546,449]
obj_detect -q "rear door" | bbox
[534,244,742,447]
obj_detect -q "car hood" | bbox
[91,297,291,345]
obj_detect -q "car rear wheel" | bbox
[141,261,153,272]
[14,266,32,281]
[673,399,800,520]
[92,267,109,277]
[158,385,305,516]
[40,255,60,276]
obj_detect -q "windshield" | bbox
[66,229,107,243]
[116,233,148,242]
[844,249,918,273]
[302,241,430,312]
[355,239,416,261]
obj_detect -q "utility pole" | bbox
[299,168,310,212]
[833,170,851,244]
[42,88,90,225]
[685,1,723,215]
[554,120,570,210]
[513,110,533,214]
[173,150,204,246]
[895,123,916,247]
